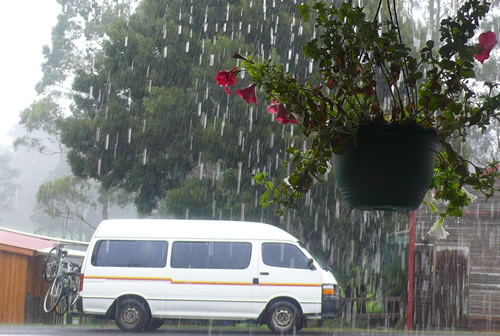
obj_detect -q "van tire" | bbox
[266,300,301,334]
[115,298,150,332]
[145,318,165,331]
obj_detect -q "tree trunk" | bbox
[101,194,109,221]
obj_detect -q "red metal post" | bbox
[407,210,416,330]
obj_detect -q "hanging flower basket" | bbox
[217,0,500,220]
[332,125,440,210]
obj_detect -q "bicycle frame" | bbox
[43,244,81,315]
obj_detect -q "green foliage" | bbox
[19,97,61,133]
[55,0,310,217]
[14,97,63,155]
[239,0,500,220]
[164,179,214,218]
[36,176,97,230]
[34,176,130,239]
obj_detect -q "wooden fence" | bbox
[341,296,403,326]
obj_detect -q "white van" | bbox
[77,219,340,333]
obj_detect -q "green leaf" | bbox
[456,163,469,178]
[440,60,456,70]
[468,110,481,125]
[273,189,280,199]
[461,69,475,78]
[429,94,446,111]
[297,4,310,22]
[444,143,458,164]
[261,191,269,202]
[265,181,274,191]
[253,172,268,184]
[288,175,300,186]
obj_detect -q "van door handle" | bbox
[253,278,259,285]
[260,272,269,276]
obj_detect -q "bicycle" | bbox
[43,245,81,315]
[42,244,65,283]
[53,262,81,316]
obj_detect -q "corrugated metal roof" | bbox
[0,228,55,253]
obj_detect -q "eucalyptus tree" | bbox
[36,176,97,239]
[17,0,138,222]
[0,153,19,215]
[58,0,314,216]
[17,0,135,154]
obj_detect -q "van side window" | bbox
[262,243,309,269]
[91,240,168,268]
[171,242,251,269]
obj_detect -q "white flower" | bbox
[428,217,449,239]
[462,187,477,202]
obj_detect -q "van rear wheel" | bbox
[267,300,301,334]
[115,298,150,332]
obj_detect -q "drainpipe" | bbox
[407,210,416,330]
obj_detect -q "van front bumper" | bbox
[322,296,340,317]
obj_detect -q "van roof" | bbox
[93,219,298,242]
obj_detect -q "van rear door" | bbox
[253,242,322,316]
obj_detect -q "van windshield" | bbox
[299,241,328,271]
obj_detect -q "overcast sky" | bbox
[0,1,60,147]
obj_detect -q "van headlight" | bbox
[322,284,337,298]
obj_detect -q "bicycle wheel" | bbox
[43,277,64,313]
[55,294,68,316]
[43,247,58,283]
[70,274,80,306]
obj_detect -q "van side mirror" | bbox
[308,258,316,270]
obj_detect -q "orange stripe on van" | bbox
[84,275,320,288]
[85,275,171,281]
[260,282,321,287]
[84,275,251,285]
[171,280,252,286]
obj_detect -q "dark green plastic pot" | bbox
[332,125,440,211]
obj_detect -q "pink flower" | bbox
[266,99,281,114]
[216,67,238,95]
[236,84,258,104]
[474,31,497,64]
[266,99,299,125]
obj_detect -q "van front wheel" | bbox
[115,298,150,332]
[267,301,301,334]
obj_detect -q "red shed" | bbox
[0,227,86,324]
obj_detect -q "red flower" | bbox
[266,99,299,125]
[266,98,286,115]
[266,99,281,114]
[236,84,258,104]
[216,67,238,95]
[474,31,497,64]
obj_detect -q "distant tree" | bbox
[36,176,98,237]
[17,0,128,154]
[34,175,133,239]
[57,0,294,215]
[14,97,63,155]
[0,153,20,214]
